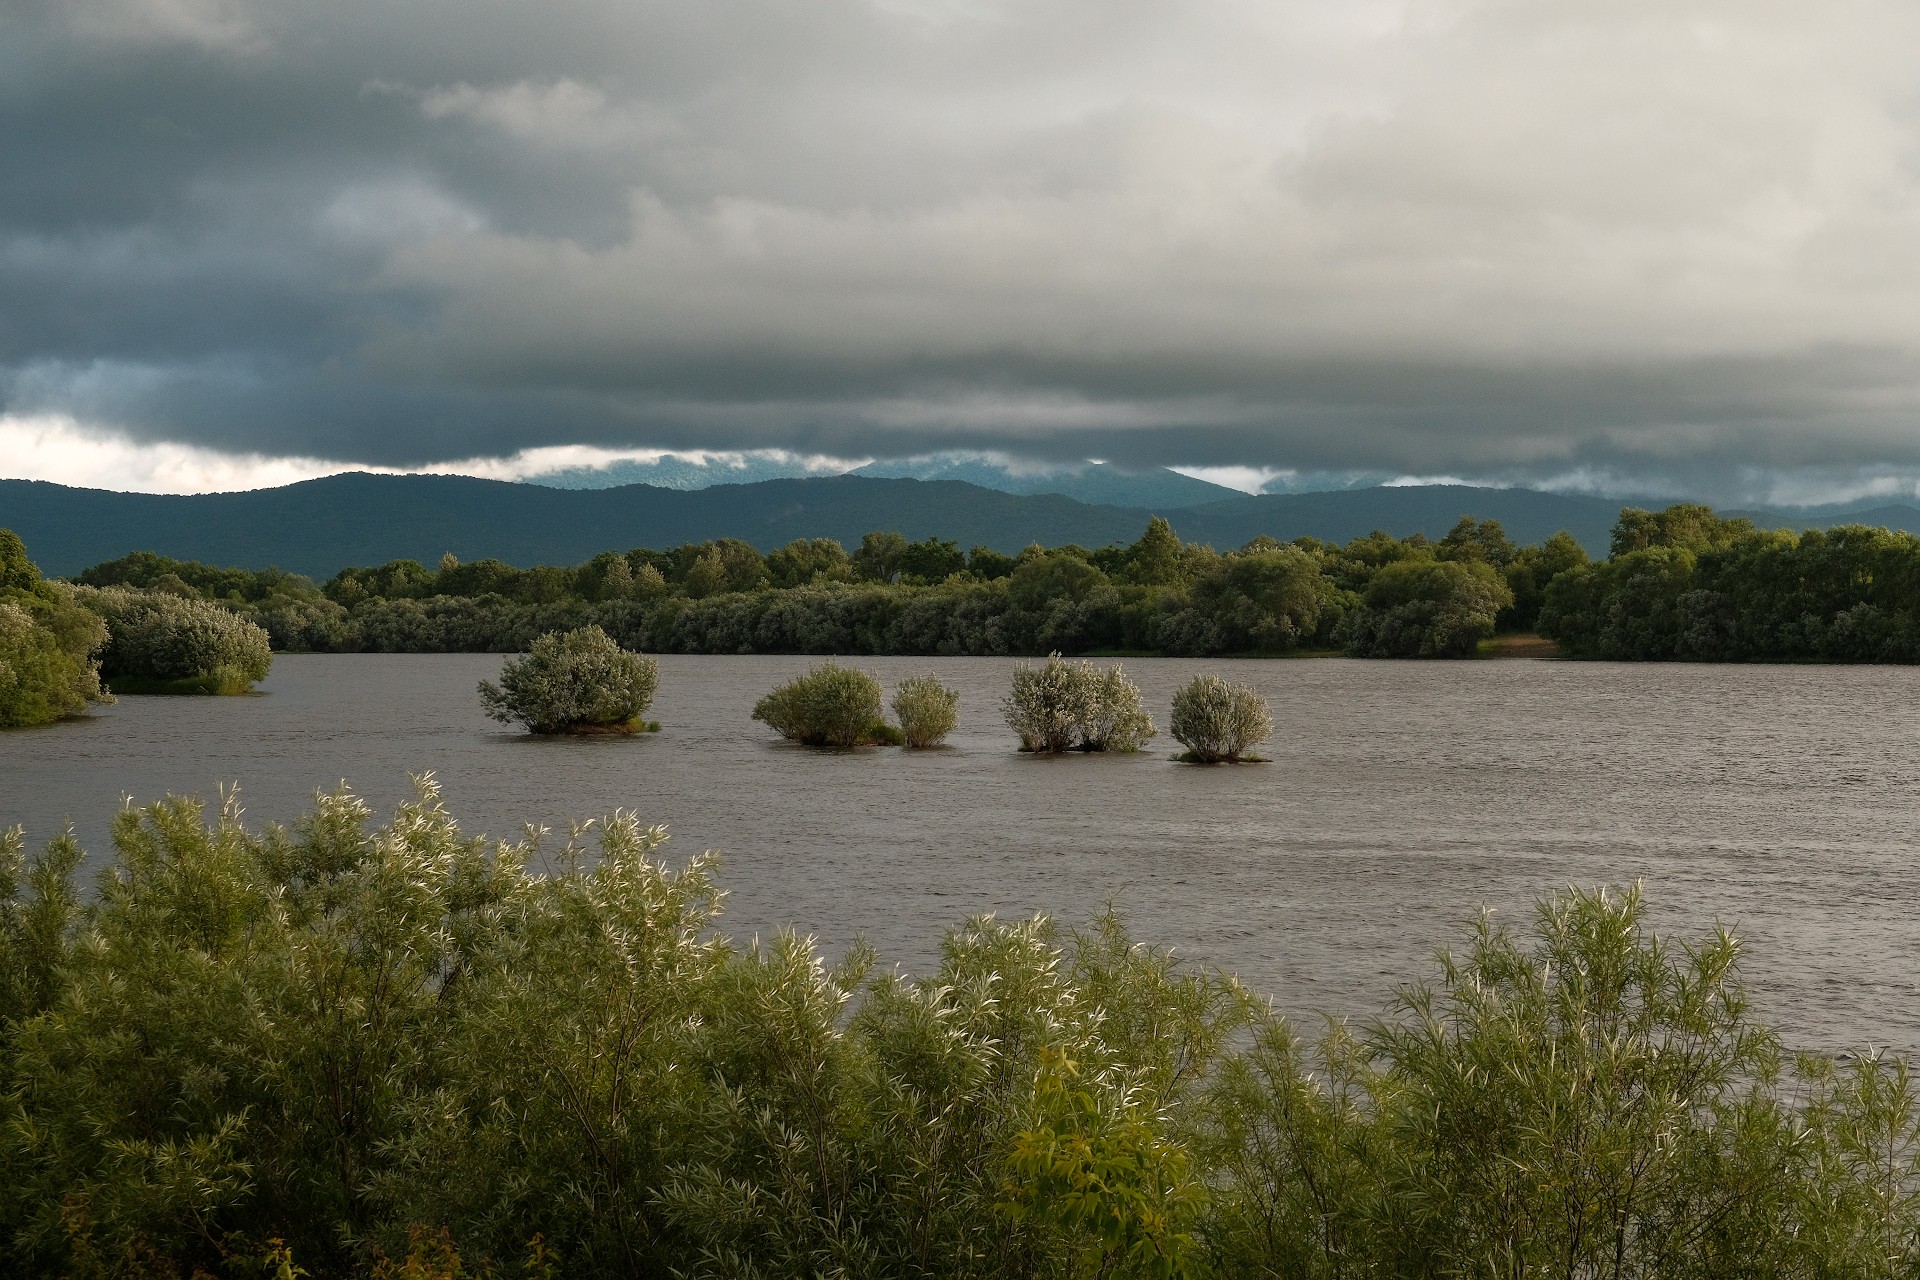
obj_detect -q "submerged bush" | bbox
[752,660,893,746]
[74,583,271,694]
[1003,653,1155,753]
[5,792,1920,1277]
[890,673,959,747]
[478,624,658,733]
[1170,674,1273,763]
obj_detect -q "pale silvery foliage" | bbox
[1004,654,1156,753]
[1080,664,1156,752]
[73,584,271,690]
[1170,674,1273,763]
[478,623,658,733]
[890,673,959,747]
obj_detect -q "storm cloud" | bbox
[5,0,1920,500]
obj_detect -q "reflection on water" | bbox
[3,653,1918,1053]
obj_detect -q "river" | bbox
[3,653,1916,1053]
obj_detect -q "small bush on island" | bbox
[752,660,898,746]
[1004,653,1155,753]
[890,673,959,747]
[478,624,659,734]
[0,530,110,726]
[74,583,272,694]
[1170,674,1273,763]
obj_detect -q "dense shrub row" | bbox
[1540,505,1920,661]
[74,515,1582,660]
[3,786,1919,1277]
[71,499,1920,665]
[73,585,273,694]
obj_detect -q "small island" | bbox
[479,625,660,734]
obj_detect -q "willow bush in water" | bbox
[751,660,898,746]
[1003,653,1155,753]
[5,791,1920,1278]
[478,624,658,733]
[890,673,959,747]
[1169,674,1272,763]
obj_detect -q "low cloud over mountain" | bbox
[7,0,1920,503]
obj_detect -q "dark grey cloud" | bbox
[5,0,1920,501]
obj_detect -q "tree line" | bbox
[71,516,1588,661]
[1539,504,1920,661]
[3,785,1919,1277]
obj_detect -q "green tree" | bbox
[0,531,111,727]
[1127,517,1185,586]
[1338,558,1511,659]
[899,537,967,584]
[1499,529,1589,632]
[766,538,853,588]
[852,531,909,584]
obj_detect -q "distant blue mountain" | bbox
[525,450,1247,509]
[9,472,1915,580]
[850,456,1243,509]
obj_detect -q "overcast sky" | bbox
[5,0,1920,502]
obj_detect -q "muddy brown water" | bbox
[3,653,1916,1054]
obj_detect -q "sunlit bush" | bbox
[478,624,658,733]
[75,584,272,694]
[752,660,894,746]
[0,530,110,727]
[891,674,959,747]
[6,792,1920,1277]
[1003,653,1155,753]
[1170,674,1273,763]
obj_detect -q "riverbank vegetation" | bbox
[63,500,1920,663]
[3,785,1920,1277]
[0,531,109,726]
[73,584,273,694]
[1538,504,1920,661]
[478,625,659,734]
[68,515,1580,661]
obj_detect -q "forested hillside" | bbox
[1,473,1641,578]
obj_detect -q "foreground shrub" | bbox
[5,792,1920,1277]
[478,624,658,733]
[0,531,110,727]
[1003,653,1155,753]
[73,584,271,694]
[1170,674,1273,763]
[752,660,895,746]
[890,674,959,747]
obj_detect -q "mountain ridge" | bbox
[5,472,1914,580]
